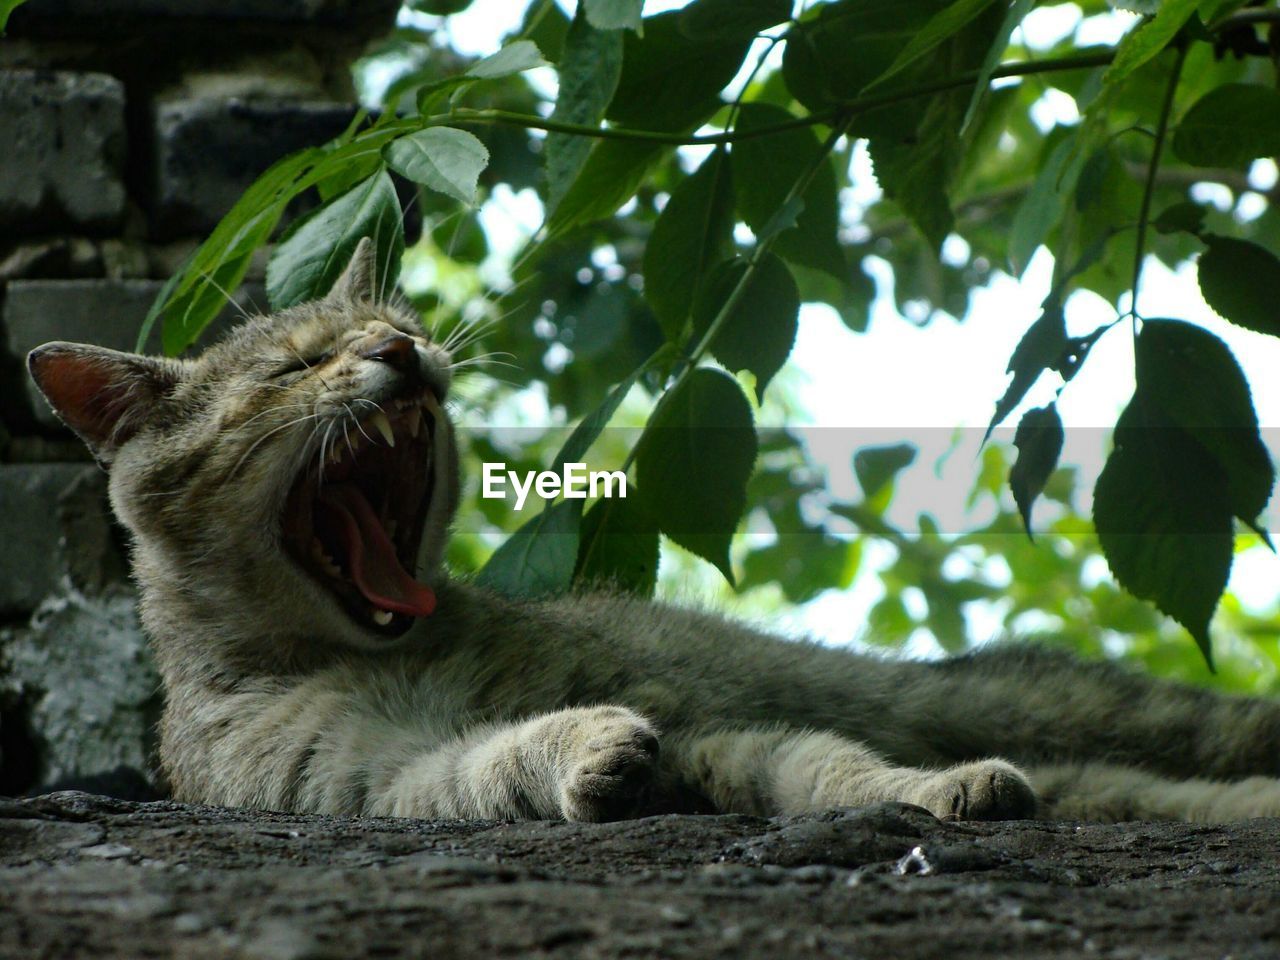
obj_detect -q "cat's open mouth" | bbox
[282,391,440,636]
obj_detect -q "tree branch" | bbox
[1130,41,1189,322]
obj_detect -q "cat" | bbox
[26,238,1280,825]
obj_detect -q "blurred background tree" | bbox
[144,0,1280,688]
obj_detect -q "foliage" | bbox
[148,0,1280,669]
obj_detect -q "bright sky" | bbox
[390,0,1280,647]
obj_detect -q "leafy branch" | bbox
[440,52,1117,147]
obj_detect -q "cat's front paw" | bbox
[558,708,659,822]
[912,759,1036,822]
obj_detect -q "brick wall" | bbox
[0,0,399,797]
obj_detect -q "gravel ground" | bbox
[4,792,1280,959]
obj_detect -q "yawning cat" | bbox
[27,239,1280,824]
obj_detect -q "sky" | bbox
[383,0,1280,646]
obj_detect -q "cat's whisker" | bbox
[448,357,520,375]
[440,317,501,357]
[341,418,356,460]
[223,413,324,487]
[196,268,258,325]
[227,402,317,435]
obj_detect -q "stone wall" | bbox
[0,0,399,797]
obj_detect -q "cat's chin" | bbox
[281,390,441,637]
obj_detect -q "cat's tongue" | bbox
[318,483,436,617]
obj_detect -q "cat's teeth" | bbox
[407,407,422,438]
[311,538,342,576]
[372,609,393,626]
[370,410,395,447]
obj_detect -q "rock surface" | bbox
[0,71,126,234]
[4,793,1280,959]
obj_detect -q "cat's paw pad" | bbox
[559,710,659,823]
[915,760,1036,822]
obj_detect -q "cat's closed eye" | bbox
[271,353,332,378]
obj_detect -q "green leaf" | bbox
[575,494,659,595]
[552,363,648,474]
[477,498,583,599]
[677,0,791,41]
[545,12,624,212]
[741,535,857,604]
[791,257,875,333]
[1009,404,1064,539]
[545,139,665,237]
[413,39,551,113]
[985,304,1067,440]
[643,148,736,342]
[136,251,190,354]
[1136,319,1274,528]
[608,7,751,131]
[1110,0,1159,12]
[730,103,844,278]
[157,121,412,353]
[854,443,917,500]
[864,0,1004,260]
[691,254,799,401]
[266,170,404,310]
[1172,83,1280,168]
[384,127,489,205]
[1197,236,1280,338]
[636,368,758,582]
[467,39,549,80]
[158,148,319,353]
[521,0,572,63]
[781,0,944,116]
[0,0,28,33]
[868,96,961,253]
[1094,392,1232,666]
[1103,0,1199,88]
[1152,201,1206,235]
[584,0,643,32]
[409,0,473,13]
[960,0,1033,133]
[1008,133,1088,275]
[866,0,1000,92]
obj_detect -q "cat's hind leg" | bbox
[674,727,1036,821]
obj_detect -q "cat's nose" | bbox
[361,334,419,378]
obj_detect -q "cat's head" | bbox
[28,238,460,651]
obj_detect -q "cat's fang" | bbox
[310,537,342,577]
[407,407,422,439]
[372,609,393,626]
[369,410,396,447]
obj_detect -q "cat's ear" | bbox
[27,342,184,465]
[326,236,377,304]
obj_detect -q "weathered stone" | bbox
[0,463,124,616]
[0,588,158,791]
[150,97,359,237]
[0,71,126,235]
[3,279,259,426]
